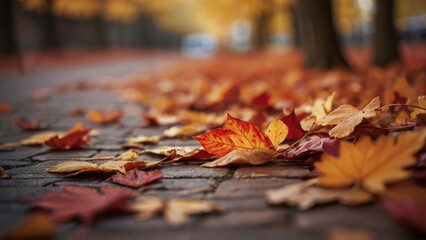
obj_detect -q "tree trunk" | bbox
[39,0,60,51]
[253,11,271,49]
[295,0,348,69]
[373,0,399,67]
[0,0,18,55]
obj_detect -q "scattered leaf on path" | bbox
[87,109,123,124]
[24,186,137,225]
[14,117,48,131]
[265,119,288,149]
[315,130,426,193]
[108,169,163,188]
[44,123,91,149]
[281,109,306,139]
[195,114,273,157]
[410,95,425,120]
[3,212,54,240]
[201,148,278,167]
[321,97,381,138]
[266,179,373,210]
[126,135,161,144]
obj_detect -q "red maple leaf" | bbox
[281,109,306,139]
[23,186,137,225]
[108,169,163,188]
[44,123,90,149]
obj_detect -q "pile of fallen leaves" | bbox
[1,52,426,238]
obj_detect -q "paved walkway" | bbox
[0,56,419,240]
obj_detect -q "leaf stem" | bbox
[377,104,426,111]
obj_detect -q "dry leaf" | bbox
[202,148,278,167]
[163,124,206,138]
[3,212,54,240]
[87,109,123,124]
[266,179,373,210]
[14,117,48,131]
[44,123,91,149]
[108,169,163,188]
[321,97,381,138]
[165,198,222,225]
[24,186,137,225]
[410,95,425,120]
[265,119,288,149]
[131,197,221,225]
[20,131,63,145]
[328,226,377,240]
[281,109,306,139]
[315,130,426,193]
[0,102,12,113]
[116,150,139,161]
[194,114,273,157]
[126,135,161,144]
[130,196,165,221]
[46,159,147,175]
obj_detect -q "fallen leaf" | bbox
[0,102,12,113]
[194,114,273,157]
[116,150,140,161]
[266,179,373,210]
[321,97,381,138]
[265,119,288,149]
[69,107,85,116]
[410,95,425,120]
[0,167,12,179]
[280,137,339,161]
[44,123,91,149]
[131,196,165,221]
[131,197,221,225]
[108,169,163,188]
[164,198,222,225]
[23,186,137,225]
[126,135,161,144]
[379,197,426,233]
[328,226,377,240]
[45,159,147,175]
[14,117,48,131]
[87,109,123,124]
[311,92,336,121]
[201,148,278,167]
[250,92,270,109]
[20,131,62,145]
[163,124,206,138]
[281,109,306,139]
[315,130,426,193]
[3,212,54,240]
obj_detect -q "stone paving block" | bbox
[214,178,301,198]
[86,144,123,151]
[0,204,32,236]
[0,146,48,161]
[0,178,56,187]
[150,178,217,190]
[0,159,31,168]
[32,149,97,161]
[157,139,200,147]
[160,165,229,179]
[7,160,77,175]
[210,197,269,212]
[91,151,120,158]
[0,186,60,202]
[145,189,207,200]
[200,209,285,229]
[234,165,309,179]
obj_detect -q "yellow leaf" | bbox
[265,119,288,149]
[116,150,139,161]
[45,161,98,172]
[410,95,426,120]
[163,124,206,138]
[315,130,426,193]
[201,148,278,167]
[126,135,161,144]
[131,196,165,221]
[266,179,373,210]
[20,131,63,145]
[322,97,380,138]
[164,198,222,225]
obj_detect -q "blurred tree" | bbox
[374,0,399,67]
[296,0,348,69]
[0,0,18,54]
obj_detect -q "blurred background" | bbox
[0,0,425,70]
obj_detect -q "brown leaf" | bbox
[44,123,91,149]
[108,169,163,188]
[3,212,54,240]
[0,102,12,113]
[126,135,161,144]
[266,179,373,210]
[20,131,62,145]
[201,148,278,167]
[87,109,123,124]
[321,97,381,138]
[23,186,137,225]
[14,117,48,131]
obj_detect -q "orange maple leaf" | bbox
[194,114,273,157]
[44,123,91,149]
[87,109,123,124]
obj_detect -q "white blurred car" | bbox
[181,33,217,58]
